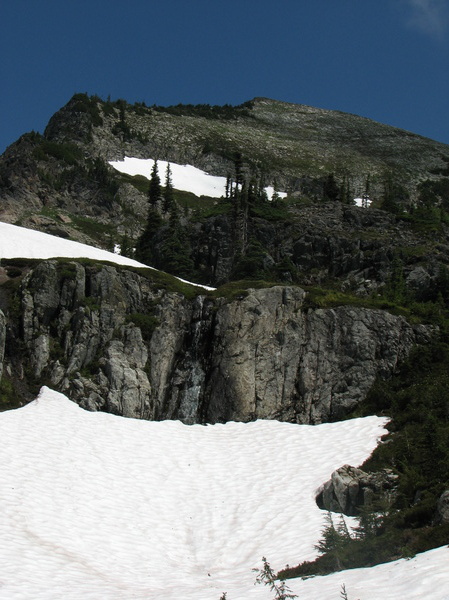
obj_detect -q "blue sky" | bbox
[1,0,448,154]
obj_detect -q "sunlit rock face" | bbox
[316,464,399,515]
[1,260,432,424]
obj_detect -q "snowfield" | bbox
[109,156,287,201]
[0,221,215,290]
[0,389,447,599]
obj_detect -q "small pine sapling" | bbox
[315,512,353,571]
[340,584,349,600]
[253,557,298,599]
[340,583,360,600]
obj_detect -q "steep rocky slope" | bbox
[0,258,432,424]
[0,94,447,418]
[0,95,447,225]
[1,94,448,290]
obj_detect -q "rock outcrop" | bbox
[316,464,399,516]
[435,490,449,525]
[0,259,433,424]
[0,309,5,382]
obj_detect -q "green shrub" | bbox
[33,140,83,165]
[211,279,278,302]
[71,215,115,244]
[81,296,101,311]
[71,93,104,127]
[125,313,159,340]
[57,262,77,282]
[151,102,252,121]
[0,377,22,411]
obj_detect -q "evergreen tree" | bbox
[225,174,232,199]
[258,175,269,203]
[228,153,249,256]
[314,512,342,555]
[339,175,352,205]
[314,512,353,571]
[118,234,135,259]
[159,222,194,279]
[134,206,163,266]
[247,178,257,208]
[135,159,164,266]
[253,557,297,600]
[112,99,132,140]
[353,505,382,541]
[346,180,352,205]
[148,160,162,207]
[271,189,281,205]
[271,178,281,204]
[365,173,371,196]
[234,152,244,188]
[323,173,340,202]
[163,162,175,213]
[168,194,181,229]
[436,265,449,305]
[381,172,409,214]
[384,255,407,304]
[231,238,267,280]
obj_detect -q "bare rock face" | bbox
[316,464,399,516]
[297,306,419,423]
[435,490,449,524]
[0,309,5,382]
[0,260,433,424]
[204,286,307,422]
[204,287,427,423]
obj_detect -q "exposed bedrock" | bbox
[0,260,433,423]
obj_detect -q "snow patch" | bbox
[3,386,437,599]
[0,221,215,290]
[109,156,287,201]
[354,196,372,208]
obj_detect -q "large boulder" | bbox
[316,464,399,516]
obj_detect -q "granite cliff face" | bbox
[0,259,432,424]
